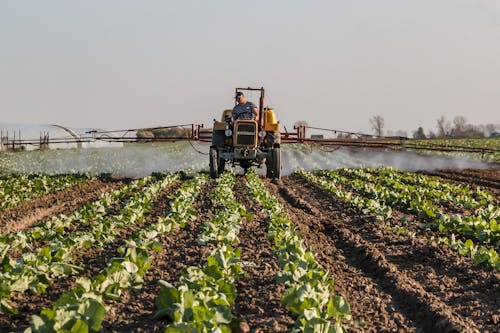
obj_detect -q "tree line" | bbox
[369,115,500,139]
[136,127,191,140]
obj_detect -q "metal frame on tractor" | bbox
[210,87,282,179]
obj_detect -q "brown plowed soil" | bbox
[101,180,215,333]
[3,169,500,333]
[263,175,499,333]
[101,179,296,333]
[0,178,122,234]
[420,168,500,195]
[1,181,181,332]
[232,179,295,332]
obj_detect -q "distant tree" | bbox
[395,130,408,138]
[136,130,154,139]
[152,127,191,138]
[436,115,451,138]
[136,127,190,139]
[427,131,437,139]
[413,127,427,139]
[447,116,486,138]
[483,124,498,137]
[451,116,468,136]
[369,115,385,137]
[460,125,484,138]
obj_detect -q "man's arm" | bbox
[232,107,238,122]
[252,103,259,121]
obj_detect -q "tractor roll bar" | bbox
[235,87,265,128]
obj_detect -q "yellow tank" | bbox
[264,108,277,125]
[221,109,232,122]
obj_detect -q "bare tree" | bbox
[484,124,497,137]
[395,130,408,138]
[452,116,468,134]
[448,116,484,138]
[370,115,384,137]
[436,115,451,138]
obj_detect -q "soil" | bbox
[0,178,122,234]
[232,178,295,332]
[1,168,499,333]
[263,174,499,333]
[420,168,500,195]
[0,181,181,332]
[101,178,297,333]
[100,180,215,333]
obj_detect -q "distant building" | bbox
[310,134,324,139]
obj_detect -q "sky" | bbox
[1,0,499,135]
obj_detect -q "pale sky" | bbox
[1,0,499,135]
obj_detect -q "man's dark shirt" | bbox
[232,102,257,120]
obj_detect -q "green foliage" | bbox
[246,171,351,331]
[302,167,499,270]
[0,173,90,211]
[156,171,245,332]
[26,173,207,331]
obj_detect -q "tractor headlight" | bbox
[258,131,266,139]
[225,129,233,137]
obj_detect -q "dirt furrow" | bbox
[1,180,181,333]
[263,178,417,332]
[419,169,500,195]
[5,180,148,265]
[0,178,122,234]
[264,176,495,332]
[360,209,500,330]
[100,180,215,333]
[232,178,295,332]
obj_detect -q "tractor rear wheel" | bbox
[267,148,281,179]
[218,158,225,174]
[209,147,219,179]
[265,158,272,178]
[272,148,281,179]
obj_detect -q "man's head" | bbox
[235,91,246,104]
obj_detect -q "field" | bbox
[0,163,498,333]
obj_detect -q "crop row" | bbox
[0,174,90,211]
[0,174,170,314]
[246,171,351,332]
[364,167,495,208]
[155,171,247,332]
[27,173,207,332]
[329,168,499,245]
[406,138,500,162]
[298,170,499,270]
[0,177,151,264]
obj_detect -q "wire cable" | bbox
[188,140,209,155]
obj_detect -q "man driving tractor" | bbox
[233,91,259,122]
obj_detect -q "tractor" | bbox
[209,87,281,179]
